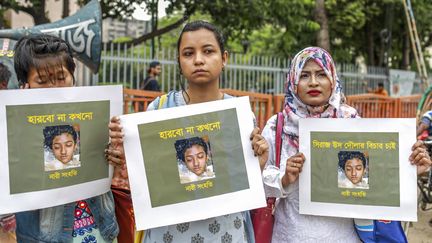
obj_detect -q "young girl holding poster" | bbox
[261,47,431,242]
[12,34,119,242]
[107,20,269,242]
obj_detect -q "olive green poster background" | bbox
[311,131,400,206]
[7,101,110,194]
[138,108,249,207]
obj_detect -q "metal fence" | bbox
[75,43,417,95]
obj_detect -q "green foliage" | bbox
[78,0,147,19]
[0,0,20,12]
[155,11,213,52]
[0,0,148,22]
[1,0,49,24]
[3,0,431,71]
[112,36,133,43]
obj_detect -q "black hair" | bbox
[13,34,76,85]
[174,137,209,163]
[177,20,225,56]
[147,60,161,74]
[338,151,367,170]
[43,125,77,150]
[0,62,11,83]
[378,82,384,87]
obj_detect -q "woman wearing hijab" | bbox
[261,46,430,242]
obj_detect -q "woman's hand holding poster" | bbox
[299,118,417,221]
[121,96,266,230]
[0,85,122,214]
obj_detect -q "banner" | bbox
[0,85,122,214]
[121,96,266,230]
[299,118,417,221]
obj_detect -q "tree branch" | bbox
[105,14,189,47]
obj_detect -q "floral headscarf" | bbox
[283,47,358,150]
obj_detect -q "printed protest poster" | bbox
[121,96,266,230]
[0,85,122,214]
[299,118,417,221]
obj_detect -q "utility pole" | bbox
[403,0,431,118]
[150,0,159,59]
[402,0,428,90]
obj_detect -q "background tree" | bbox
[108,0,265,46]
[1,0,49,25]
[0,0,148,25]
[77,0,147,19]
[1,0,431,71]
[315,0,330,51]
[139,0,431,71]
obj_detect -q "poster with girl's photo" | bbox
[174,136,216,184]
[299,118,417,221]
[121,96,266,230]
[337,150,369,190]
[0,85,122,214]
[43,124,81,172]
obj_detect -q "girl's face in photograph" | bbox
[178,28,227,86]
[52,132,77,164]
[344,158,365,185]
[184,144,207,176]
[27,63,73,88]
[297,59,332,107]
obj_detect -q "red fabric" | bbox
[112,186,135,243]
[251,198,275,243]
[251,112,284,243]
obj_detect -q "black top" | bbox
[140,76,160,91]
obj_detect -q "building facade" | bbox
[102,18,151,42]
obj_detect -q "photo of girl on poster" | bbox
[337,150,369,189]
[43,124,80,171]
[174,136,215,184]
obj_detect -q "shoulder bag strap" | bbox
[141,76,150,90]
[268,112,284,204]
[275,112,284,168]
[157,94,168,110]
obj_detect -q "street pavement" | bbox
[407,208,432,243]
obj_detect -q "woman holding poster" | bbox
[12,34,119,243]
[261,47,431,242]
[107,20,269,242]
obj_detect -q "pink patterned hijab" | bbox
[283,47,358,150]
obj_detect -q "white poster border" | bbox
[121,96,266,230]
[299,118,417,221]
[0,85,122,214]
